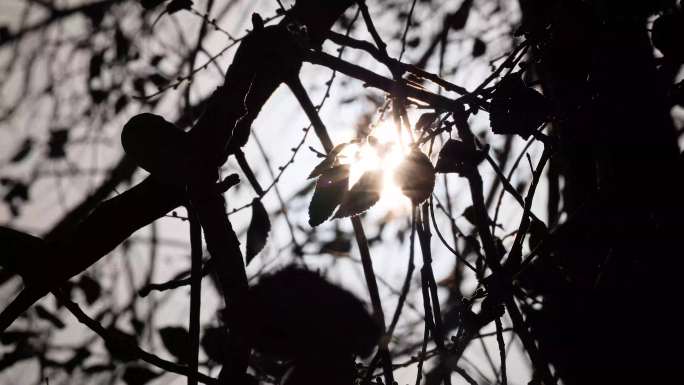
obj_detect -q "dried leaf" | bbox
[333,170,382,218]
[394,149,435,204]
[159,326,191,363]
[246,199,271,265]
[308,165,349,226]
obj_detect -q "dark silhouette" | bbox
[0,0,683,384]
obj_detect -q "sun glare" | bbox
[339,118,417,213]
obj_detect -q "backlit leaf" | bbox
[415,113,438,132]
[308,165,349,226]
[333,170,382,218]
[246,199,271,265]
[394,149,435,204]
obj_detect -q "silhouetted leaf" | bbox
[150,54,164,66]
[166,0,193,15]
[159,326,191,363]
[79,275,102,305]
[282,356,355,385]
[394,149,435,204]
[2,180,30,217]
[35,305,65,329]
[333,170,381,218]
[246,199,271,265]
[89,88,109,104]
[105,327,138,362]
[115,27,131,60]
[406,36,421,48]
[89,52,104,80]
[490,74,549,139]
[472,38,487,57]
[415,113,438,132]
[673,80,684,107]
[246,266,381,359]
[308,165,349,226]
[63,348,91,373]
[0,26,10,44]
[0,344,34,370]
[9,137,33,163]
[0,331,37,345]
[652,11,684,60]
[133,77,147,96]
[318,234,352,256]
[307,156,335,179]
[47,129,69,159]
[115,95,129,113]
[308,144,349,179]
[448,0,473,30]
[123,365,161,385]
[83,364,115,373]
[148,73,169,88]
[528,218,548,251]
[140,0,167,10]
[434,139,485,175]
[461,205,477,225]
[201,326,227,363]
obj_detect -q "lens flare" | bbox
[339,118,417,213]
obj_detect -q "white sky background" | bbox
[0,1,545,384]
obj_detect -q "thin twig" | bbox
[495,316,508,385]
[55,289,217,384]
[187,208,203,385]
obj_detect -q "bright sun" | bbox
[339,117,416,213]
